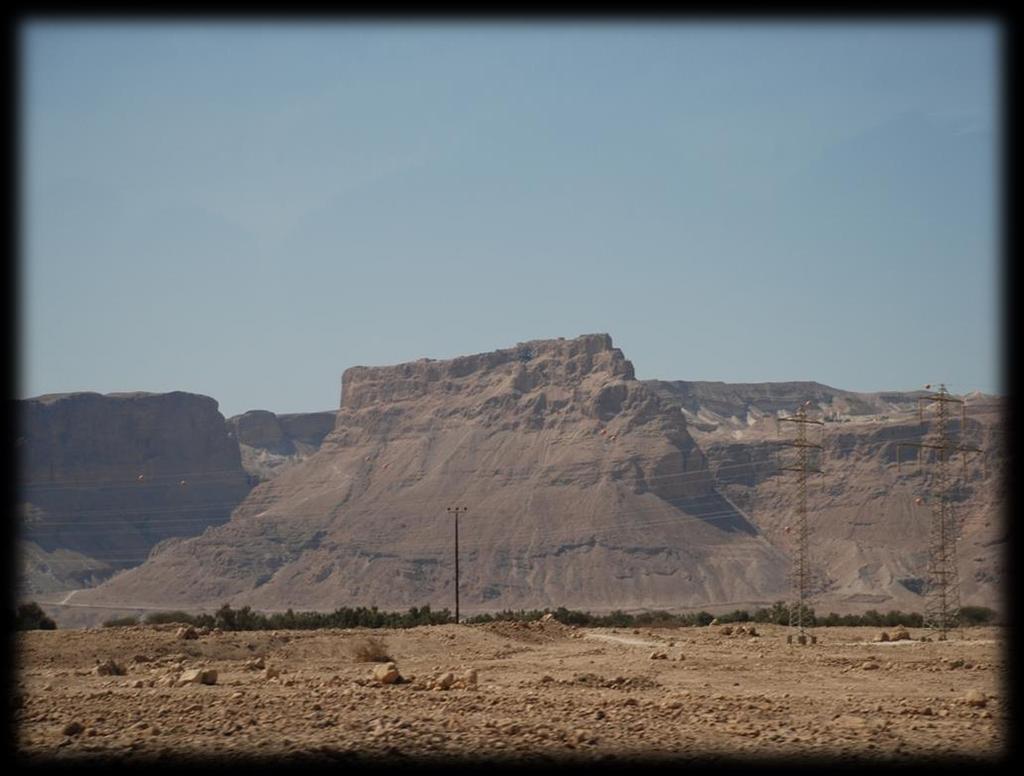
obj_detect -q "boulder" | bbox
[964,689,987,707]
[372,662,401,685]
[178,668,217,686]
[891,628,911,641]
[875,632,890,642]
[176,626,199,640]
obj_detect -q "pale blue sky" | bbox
[22,21,1000,417]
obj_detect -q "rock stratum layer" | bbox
[17,392,252,594]
[75,335,791,614]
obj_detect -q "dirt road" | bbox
[13,620,1006,764]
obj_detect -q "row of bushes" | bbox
[98,602,999,631]
[103,603,454,631]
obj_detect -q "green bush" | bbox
[959,606,997,625]
[144,610,200,626]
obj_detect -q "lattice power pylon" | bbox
[776,402,825,645]
[896,385,982,639]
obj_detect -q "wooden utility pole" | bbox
[446,506,468,623]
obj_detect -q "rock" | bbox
[178,668,217,686]
[746,627,759,637]
[964,689,987,707]
[92,659,126,676]
[243,657,265,670]
[372,663,401,685]
[435,672,456,690]
[876,632,890,642]
[62,721,84,736]
[861,661,880,671]
[891,628,911,641]
[263,666,280,680]
[720,626,734,636]
[176,626,199,640]
[649,651,669,660]
[462,669,478,687]
[709,618,720,626]
[540,613,555,623]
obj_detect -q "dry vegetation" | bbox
[347,636,392,663]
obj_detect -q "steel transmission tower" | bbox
[776,402,825,645]
[896,385,982,638]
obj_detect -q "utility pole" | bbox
[446,506,468,623]
[776,402,824,645]
[896,385,982,639]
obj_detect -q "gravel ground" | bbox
[12,620,1007,765]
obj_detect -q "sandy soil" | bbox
[13,620,1007,765]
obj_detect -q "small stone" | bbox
[62,721,84,736]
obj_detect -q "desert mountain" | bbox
[73,334,793,614]
[17,391,252,594]
[53,337,1005,622]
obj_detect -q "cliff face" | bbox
[17,391,252,593]
[77,335,790,613]
[643,380,928,432]
[227,409,336,480]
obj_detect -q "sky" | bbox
[21,21,1001,418]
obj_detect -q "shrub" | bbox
[144,610,199,626]
[348,636,392,662]
[103,615,139,627]
[15,602,56,630]
[959,606,997,626]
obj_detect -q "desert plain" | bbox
[13,618,1006,765]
